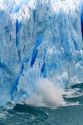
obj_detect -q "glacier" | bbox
[0,0,83,106]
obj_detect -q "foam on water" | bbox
[25,78,65,107]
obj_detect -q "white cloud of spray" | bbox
[25,78,66,107]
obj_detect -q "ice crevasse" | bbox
[0,0,83,105]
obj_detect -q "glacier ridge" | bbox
[0,0,83,105]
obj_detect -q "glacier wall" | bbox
[0,0,83,105]
[81,2,83,37]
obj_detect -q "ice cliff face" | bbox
[0,0,83,105]
[81,1,83,37]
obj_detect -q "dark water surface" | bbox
[0,83,83,125]
[0,104,83,125]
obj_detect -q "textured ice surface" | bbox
[0,0,83,105]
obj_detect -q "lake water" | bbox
[0,83,83,125]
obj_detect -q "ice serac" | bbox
[0,0,83,105]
